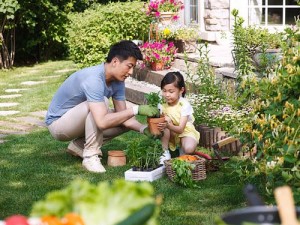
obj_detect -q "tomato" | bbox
[5,215,29,225]
[61,213,85,225]
[41,216,63,225]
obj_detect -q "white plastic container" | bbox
[124,166,165,182]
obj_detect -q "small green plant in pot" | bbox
[125,137,162,171]
[145,92,165,136]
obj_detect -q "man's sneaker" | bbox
[160,150,171,165]
[66,140,84,158]
[82,155,106,173]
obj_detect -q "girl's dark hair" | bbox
[161,71,186,97]
[106,40,143,62]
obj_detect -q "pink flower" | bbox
[140,40,177,67]
[145,0,184,20]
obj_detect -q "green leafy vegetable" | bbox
[30,179,159,225]
[171,159,199,188]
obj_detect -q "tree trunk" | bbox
[0,31,15,69]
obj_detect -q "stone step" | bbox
[125,43,236,105]
[125,77,160,105]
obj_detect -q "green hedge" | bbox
[67,1,151,67]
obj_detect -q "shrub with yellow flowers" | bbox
[226,18,300,204]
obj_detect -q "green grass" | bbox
[0,61,246,224]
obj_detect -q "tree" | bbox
[0,0,19,69]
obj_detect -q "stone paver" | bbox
[0,129,28,135]
[21,81,47,86]
[45,75,62,79]
[0,121,35,132]
[30,110,47,118]
[0,111,19,116]
[13,116,46,127]
[0,94,22,99]
[54,68,75,73]
[0,103,19,107]
[5,88,28,93]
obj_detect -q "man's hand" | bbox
[143,127,162,139]
[138,105,159,117]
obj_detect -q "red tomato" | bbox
[5,215,29,225]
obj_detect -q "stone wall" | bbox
[204,0,230,31]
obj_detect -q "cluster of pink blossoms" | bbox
[145,0,184,20]
[140,40,177,67]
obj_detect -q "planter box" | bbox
[124,166,165,182]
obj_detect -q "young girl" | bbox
[158,71,200,164]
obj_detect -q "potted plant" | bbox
[173,25,200,53]
[124,138,165,182]
[140,40,177,70]
[145,92,165,135]
[145,0,184,24]
[231,9,283,76]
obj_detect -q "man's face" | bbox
[112,56,137,81]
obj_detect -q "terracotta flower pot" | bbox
[150,61,164,71]
[107,150,126,167]
[147,116,165,135]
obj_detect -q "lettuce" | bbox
[30,179,159,225]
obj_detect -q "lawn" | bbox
[0,61,246,224]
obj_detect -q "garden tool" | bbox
[274,185,299,225]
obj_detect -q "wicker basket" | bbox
[164,157,207,181]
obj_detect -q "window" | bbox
[248,0,300,27]
[184,0,199,24]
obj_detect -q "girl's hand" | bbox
[164,116,172,124]
[157,121,167,131]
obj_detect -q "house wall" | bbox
[200,0,246,42]
[204,0,230,31]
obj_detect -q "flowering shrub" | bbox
[140,40,177,68]
[225,18,300,204]
[188,94,250,134]
[146,0,184,20]
[155,24,200,41]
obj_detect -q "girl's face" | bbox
[162,83,184,106]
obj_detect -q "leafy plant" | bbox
[145,92,162,107]
[67,1,151,67]
[174,25,200,41]
[30,179,159,225]
[125,137,161,170]
[226,17,300,204]
[231,9,283,79]
[171,159,198,188]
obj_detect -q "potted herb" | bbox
[145,92,165,135]
[124,138,165,182]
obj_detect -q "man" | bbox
[45,40,159,173]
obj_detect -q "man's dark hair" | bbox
[106,40,143,62]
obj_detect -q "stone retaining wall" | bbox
[204,0,230,31]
